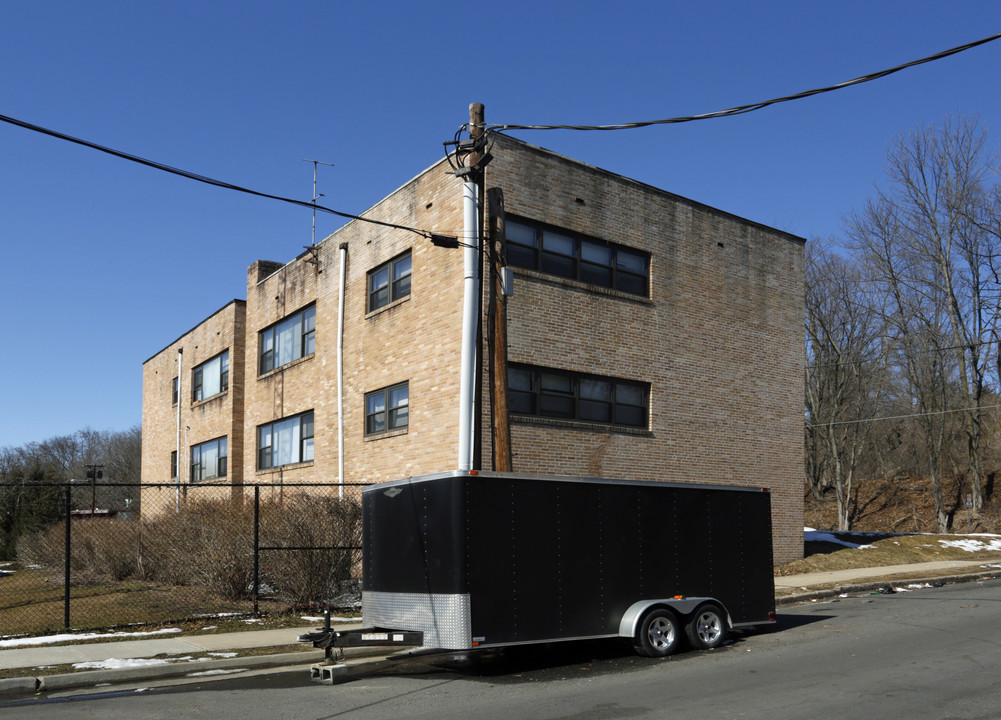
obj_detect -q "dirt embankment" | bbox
[805,474,1000,535]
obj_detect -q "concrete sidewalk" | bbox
[3,558,1001,697]
[774,558,1001,600]
[0,625,330,672]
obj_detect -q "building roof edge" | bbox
[142,299,246,365]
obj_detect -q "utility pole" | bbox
[487,187,513,471]
[85,464,104,516]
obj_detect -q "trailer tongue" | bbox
[303,470,775,668]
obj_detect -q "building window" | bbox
[365,382,409,435]
[508,364,649,428]
[505,218,649,296]
[170,450,177,479]
[368,251,412,312]
[171,377,178,406]
[259,304,316,375]
[258,411,314,469]
[190,437,227,482]
[192,351,229,402]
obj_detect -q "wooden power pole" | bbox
[487,187,513,471]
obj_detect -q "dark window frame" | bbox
[505,217,650,297]
[171,377,179,406]
[365,382,409,436]
[257,410,315,470]
[192,350,229,402]
[508,363,649,429]
[190,436,227,483]
[258,304,316,375]
[170,450,177,479]
[367,251,412,312]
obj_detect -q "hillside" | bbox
[804,474,1001,535]
[778,475,1001,576]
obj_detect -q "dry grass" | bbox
[776,533,1001,576]
[0,564,314,638]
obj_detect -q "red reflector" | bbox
[769,611,776,622]
[471,641,480,646]
[469,470,479,475]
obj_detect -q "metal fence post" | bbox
[253,485,260,616]
[63,485,71,629]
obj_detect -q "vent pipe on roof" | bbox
[457,103,485,471]
[176,348,182,513]
[337,242,347,499]
[457,179,480,471]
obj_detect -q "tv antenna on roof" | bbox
[303,159,334,246]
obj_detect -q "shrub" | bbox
[258,493,362,608]
[14,490,362,608]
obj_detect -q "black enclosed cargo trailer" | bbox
[351,471,775,657]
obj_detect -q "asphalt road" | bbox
[6,578,1001,719]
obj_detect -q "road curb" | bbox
[0,676,38,697]
[0,651,324,699]
[0,641,401,699]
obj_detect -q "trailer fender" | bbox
[618,598,731,639]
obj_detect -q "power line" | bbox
[484,32,1001,135]
[0,113,444,241]
[806,402,1001,429]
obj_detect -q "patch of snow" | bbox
[0,628,182,649]
[186,668,248,677]
[208,652,238,658]
[939,537,1001,553]
[201,626,218,630]
[242,618,263,624]
[804,527,816,532]
[74,658,175,670]
[805,531,882,549]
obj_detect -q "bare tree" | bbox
[805,242,889,529]
[878,117,999,510]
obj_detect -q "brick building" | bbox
[141,135,806,563]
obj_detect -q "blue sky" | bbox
[1,1,999,449]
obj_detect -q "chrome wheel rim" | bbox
[695,612,722,644]
[648,617,676,649]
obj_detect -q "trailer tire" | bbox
[633,608,682,657]
[685,604,727,650]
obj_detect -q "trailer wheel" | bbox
[685,604,727,650]
[633,608,682,657]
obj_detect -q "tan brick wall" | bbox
[482,138,805,563]
[141,300,246,510]
[140,137,805,564]
[242,156,465,487]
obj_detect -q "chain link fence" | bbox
[0,482,364,638]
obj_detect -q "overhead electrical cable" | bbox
[806,402,1001,429]
[481,32,1001,135]
[0,112,444,241]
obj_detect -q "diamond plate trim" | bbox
[363,591,472,649]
